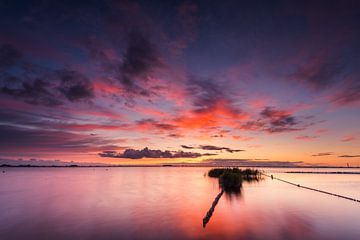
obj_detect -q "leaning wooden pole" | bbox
[202,190,224,228]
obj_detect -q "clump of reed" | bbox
[208,168,261,193]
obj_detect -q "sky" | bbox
[0,0,359,166]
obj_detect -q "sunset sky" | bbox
[0,0,359,166]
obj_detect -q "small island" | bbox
[208,168,261,193]
[203,168,262,228]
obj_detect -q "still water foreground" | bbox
[0,167,360,239]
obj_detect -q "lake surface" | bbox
[1,167,360,239]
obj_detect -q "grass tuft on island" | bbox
[208,168,262,193]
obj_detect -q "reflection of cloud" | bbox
[278,213,316,240]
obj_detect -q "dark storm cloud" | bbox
[181,145,244,153]
[76,2,165,99]
[99,147,216,159]
[84,34,163,99]
[338,155,360,158]
[1,79,62,106]
[312,152,333,157]
[120,31,161,92]
[57,69,94,102]
[0,43,94,106]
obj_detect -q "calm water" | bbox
[1,167,360,239]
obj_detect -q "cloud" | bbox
[57,69,94,102]
[295,135,319,141]
[186,77,240,115]
[232,135,254,141]
[1,79,62,106]
[260,107,298,132]
[168,77,248,132]
[136,118,177,131]
[181,144,244,153]
[0,124,119,154]
[0,108,126,134]
[286,40,360,107]
[199,145,244,153]
[99,147,216,159]
[181,145,194,149]
[312,152,333,157]
[117,31,161,96]
[242,107,310,133]
[338,155,360,158]
[0,44,94,106]
[168,2,199,55]
[341,134,357,142]
[289,51,346,90]
[333,80,360,105]
[168,133,183,138]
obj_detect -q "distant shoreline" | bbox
[1,164,359,168]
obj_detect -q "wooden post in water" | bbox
[202,190,224,228]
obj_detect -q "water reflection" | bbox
[203,168,264,228]
[0,167,359,239]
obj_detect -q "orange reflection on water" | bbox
[0,167,360,239]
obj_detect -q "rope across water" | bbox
[262,173,360,203]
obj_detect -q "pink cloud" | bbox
[341,134,356,142]
[295,135,319,141]
[232,135,254,141]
